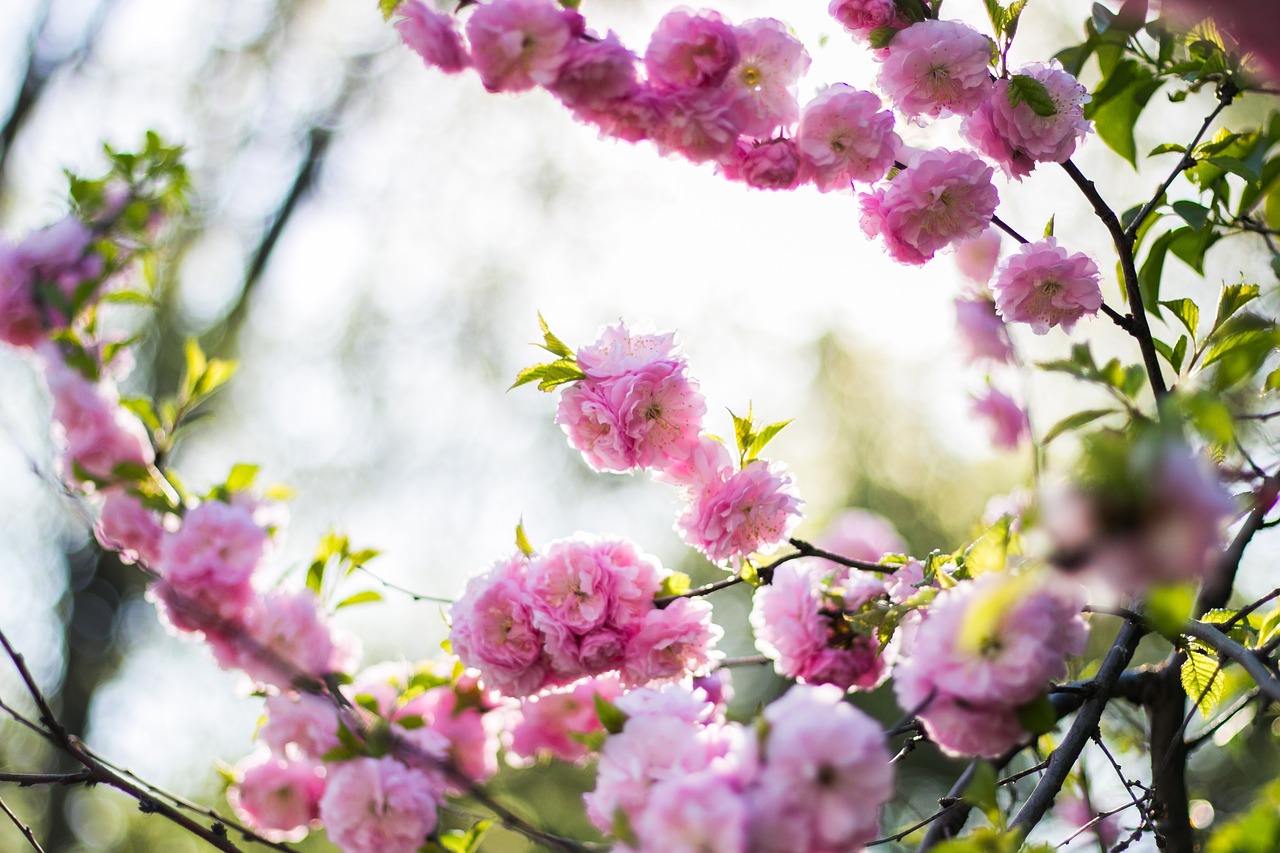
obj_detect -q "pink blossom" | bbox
[644,9,740,91]
[818,508,907,564]
[396,685,499,785]
[576,321,679,379]
[797,84,900,190]
[585,84,668,142]
[751,684,893,852]
[876,19,995,119]
[635,770,749,853]
[0,241,42,348]
[962,63,1091,178]
[623,597,724,684]
[651,89,741,162]
[972,387,1030,450]
[858,148,998,265]
[154,500,267,631]
[720,137,806,191]
[318,757,443,853]
[954,227,1002,284]
[556,359,706,473]
[653,434,734,490]
[527,536,620,633]
[396,1,469,74]
[210,589,352,689]
[675,457,801,563]
[16,218,102,323]
[723,18,810,138]
[828,0,903,40]
[261,693,340,760]
[615,680,719,724]
[449,554,548,697]
[954,296,1015,364]
[551,32,637,110]
[542,619,627,679]
[991,238,1101,334]
[508,675,624,763]
[95,490,164,566]
[43,354,154,482]
[229,755,325,841]
[465,0,572,93]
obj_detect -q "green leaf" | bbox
[1137,230,1177,314]
[510,359,586,392]
[867,26,898,49]
[962,761,1000,825]
[1149,143,1187,156]
[1084,60,1163,167]
[1171,200,1210,230]
[1168,226,1219,275]
[515,520,535,557]
[183,338,207,397]
[1043,214,1055,238]
[1008,74,1057,117]
[1180,390,1235,446]
[1146,583,1196,637]
[731,405,755,460]
[657,571,691,598]
[1265,366,1280,393]
[1213,283,1260,332]
[983,0,1006,37]
[336,590,383,610]
[1180,641,1225,718]
[1015,693,1057,735]
[1258,607,1280,648]
[594,694,628,735]
[1159,298,1200,339]
[378,0,402,20]
[747,419,792,461]
[120,397,162,434]
[1172,335,1188,373]
[1041,409,1117,445]
[1207,156,1259,182]
[536,313,574,359]
[306,560,326,595]
[435,820,493,853]
[224,462,259,493]
[100,290,155,306]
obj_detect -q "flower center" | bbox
[740,66,762,88]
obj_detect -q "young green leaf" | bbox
[515,520,536,557]
[1159,298,1200,339]
[336,590,384,610]
[537,313,575,359]
[1008,74,1058,117]
[1041,409,1117,445]
[1180,641,1225,718]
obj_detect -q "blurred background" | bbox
[0,0,1277,849]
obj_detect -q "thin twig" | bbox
[357,566,454,604]
[0,794,45,853]
[1185,688,1261,752]
[0,771,93,787]
[991,214,1029,244]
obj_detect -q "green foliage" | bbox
[962,762,1001,827]
[306,530,383,604]
[1145,583,1196,637]
[1038,342,1147,405]
[1206,781,1280,853]
[657,571,692,598]
[1180,639,1225,717]
[1084,59,1163,166]
[515,519,536,557]
[423,820,493,853]
[729,404,792,466]
[594,694,628,735]
[932,827,1052,853]
[511,315,586,391]
[1041,408,1120,445]
[1008,74,1057,117]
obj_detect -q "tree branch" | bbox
[0,794,45,853]
[1182,620,1280,703]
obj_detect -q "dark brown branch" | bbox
[990,214,1029,244]
[0,794,45,853]
[1182,620,1280,703]
[0,771,93,787]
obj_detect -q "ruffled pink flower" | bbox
[585,84,667,142]
[465,0,572,93]
[651,89,741,163]
[229,755,325,841]
[751,684,893,852]
[675,457,802,563]
[556,359,706,473]
[876,19,995,119]
[859,148,998,265]
[210,589,352,688]
[828,0,903,40]
[955,296,1015,364]
[508,675,624,764]
[318,757,443,853]
[261,693,340,760]
[963,63,1091,178]
[723,18,810,138]
[635,770,749,853]
[991,237,1101,334]
[720,137,805,190]
[954,227,1002,284]
[797,84,899,190]
[95,490,164,566]
[449,554,548,697]
[623,597,724,684]
[0,240,42,348]
[527,536,620,633]
[551,32,637,110]
[396,1,469,74]
[576,321,679,379]
[154,500,267,631]
[644,9,740,90]
[44,354,153,482]
[972,387,1030,450]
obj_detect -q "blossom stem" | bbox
[0,794,45,853]
[990,213,1029,244]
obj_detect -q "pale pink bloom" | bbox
[644,9,740,90]
[586,84,668,142]
[797,84,900,190]
[954,227,1002,284]
[43,354,153,482]
[449,554,549,697]
[615,680,719,724]
[542,620,627,680]
[527,535,619,633]
[396,1,469,74]
[229,755,325,842]
[95,490,164,566]
[465,0,572,93]
[635,770,748,853]
[963,63,1091,178]
[818,508,907,564]
[651,89,741,162]
[508,675,624,763]
[723,18,810,138]
[261,693,340,760]
[154,500,267,630]
[828,0,902,40]
[991,238,1101,334]
[17,217,103,324]
[577,321,679,379]
[623,597,723,684]
[691,669,733,716]
[752,684,893,852]
[552,32,637,110]
[653,434,734,490]
[0,240,42,348]
[318,757,443,853]
[859,148,998,265]
[954,296,1014,364]
[720,137,806,191]
[396,685,499,785]
[891,686,1028,757]
[211,589,352,689]
[676,457,802,563]
[972,387,1030,450]
[876,19,995,119]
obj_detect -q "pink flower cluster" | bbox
[394,0,909,191]
[449,534,723,697]
[892,570,1089,757]
[992,237,1102,334]
[43,351,153,483]
[0,217,101,349]
[586,682,893,852]
[875,19,995,120]
[508,675,624,764]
